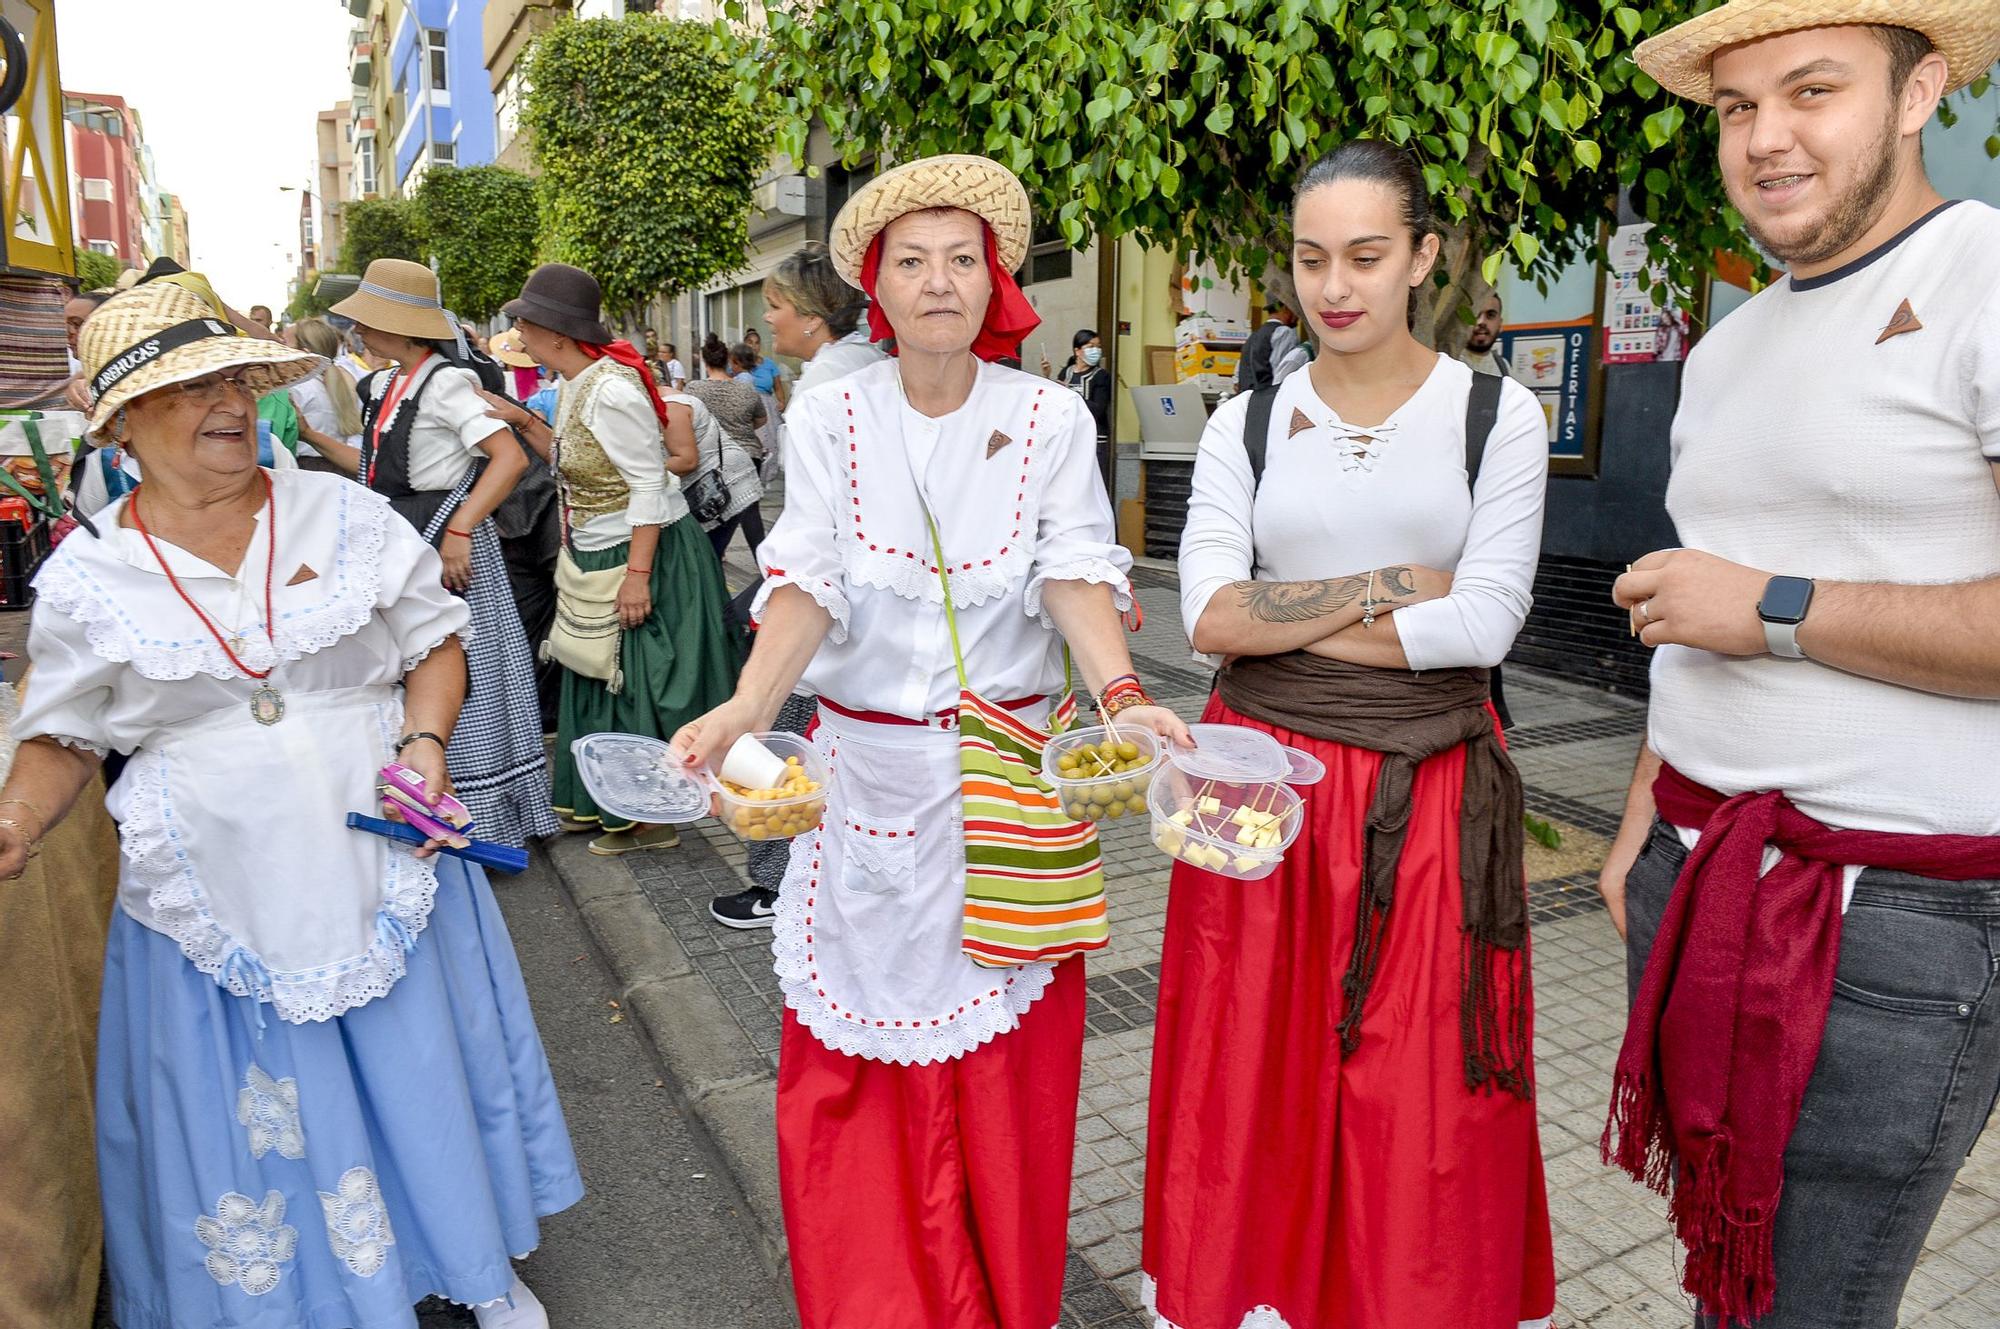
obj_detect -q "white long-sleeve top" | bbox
[753,358,1133,718]
[550,357,682,550]
[1178,354,1547,670]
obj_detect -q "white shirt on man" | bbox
[1648,200,2000,836]
[1179,353,1549,671]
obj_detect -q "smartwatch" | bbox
[1758,576,1815,659]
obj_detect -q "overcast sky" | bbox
[54,0,355,311]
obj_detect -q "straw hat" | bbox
[329,258,457,341]
[1636,0,2000,102]
[78,281,322,439]
[828,155,1033,289]
[488,327,538,368]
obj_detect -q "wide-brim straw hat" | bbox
[79,280,322,439]
[828,155,1033,289]
[1636,0,2000,102]
[329,258,457,342]
[488,327,538,368]
[502,263,615,345]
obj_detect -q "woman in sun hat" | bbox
[673,155,1189,1329]
[0,277,581,1329]
[330,258,559,848]
[478,262,743,855]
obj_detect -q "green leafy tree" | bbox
[73,247,123,292]
[285,270,337,323]
[412,164,540,322]
[335,198,426,276]
[523,14,769,319]
[735,0,1992,345]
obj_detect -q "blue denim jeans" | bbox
[1625,818,2000,1329]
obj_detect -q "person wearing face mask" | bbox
[1041,328,1113,441]
[1152,139,1554,1329]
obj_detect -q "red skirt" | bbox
[1142,697,1555,1329]
[778,958,1085,1329]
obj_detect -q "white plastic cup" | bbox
[718,733,789,791]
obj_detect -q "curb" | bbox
[541,833,794,1293]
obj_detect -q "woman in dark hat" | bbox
[480,263,743,855]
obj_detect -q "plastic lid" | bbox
[569,733,712,825]
[1167,724,1291,782]
[1168,723,1326,786]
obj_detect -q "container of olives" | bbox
[1042,725,1161,824]
[1147,759,1305,881]
[711,731,832,842]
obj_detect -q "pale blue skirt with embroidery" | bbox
[96,856,584,1329]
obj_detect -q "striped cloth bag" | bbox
[927,515,1109,968]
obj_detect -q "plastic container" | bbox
[712,731,832,842]
[569,730,836,841]
[1042,724,1162,824]
[1147,759,1305,881]
[569,733,712,826]
[1167,722,1325,787]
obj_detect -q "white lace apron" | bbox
[109,683,438,1024]
[771,705,1055,1065]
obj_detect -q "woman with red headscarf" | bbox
[675,156,1190,1329]
[480,263,743,855]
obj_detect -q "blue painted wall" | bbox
[391,0,496,191]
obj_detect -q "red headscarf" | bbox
[859,220,1041,362]
[578,339,675,432]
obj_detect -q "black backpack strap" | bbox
[1462,370,1514,728]
[1243,386,1279,491]
[1464,369,1503,489]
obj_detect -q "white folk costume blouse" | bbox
[1179,355,1548,670]
[360,356,497,493]
[15,469,470,1024]
[753,358,1132,1064]
[551,357,682,551]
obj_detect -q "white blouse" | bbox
[1179,355,1547,671]
[18,468,468,757]
[754,358,1133,718]
[552,358,682,551]
[362,356,506,493]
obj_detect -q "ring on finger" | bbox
[1638,600,1654,622]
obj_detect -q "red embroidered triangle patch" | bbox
[1875,298,1923,344]
[1287,408,1314,439]
[985,430,1013,458]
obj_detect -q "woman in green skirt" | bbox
[480,263,743,854]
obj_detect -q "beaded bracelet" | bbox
[1100,688,1156,719]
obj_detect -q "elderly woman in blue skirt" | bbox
[0,281,581,1328]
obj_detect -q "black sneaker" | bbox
[709,886,778,930]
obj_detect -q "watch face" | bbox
[1761,576,1814,625]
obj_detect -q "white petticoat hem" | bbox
[1139,1272,1552,1329]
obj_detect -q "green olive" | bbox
[1116,741,1141,761]
[1104,802,1125,819]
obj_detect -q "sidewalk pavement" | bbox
[548,540,2000,1328]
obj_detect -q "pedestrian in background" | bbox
[1042,327,1112,440]
[287,316,365,474]
[686,334,769,562]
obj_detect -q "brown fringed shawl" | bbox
[1219,653,1532,1098]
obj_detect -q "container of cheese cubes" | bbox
[1148,723,1324,880]
[1041,725,1161,823]
[570,730,832,841]
[709,731,832,841]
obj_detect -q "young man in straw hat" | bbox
[1597,4,2000,1325]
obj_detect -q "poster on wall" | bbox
[1601,222,1691,364]
[1497,317,1592,465]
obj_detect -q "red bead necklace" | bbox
[129,470,287,724]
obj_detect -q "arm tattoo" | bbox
[1233,566,1418,624]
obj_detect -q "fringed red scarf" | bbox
[858,222,1040,362]
[578,339,674,432]
[1603,763,2000,1326]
